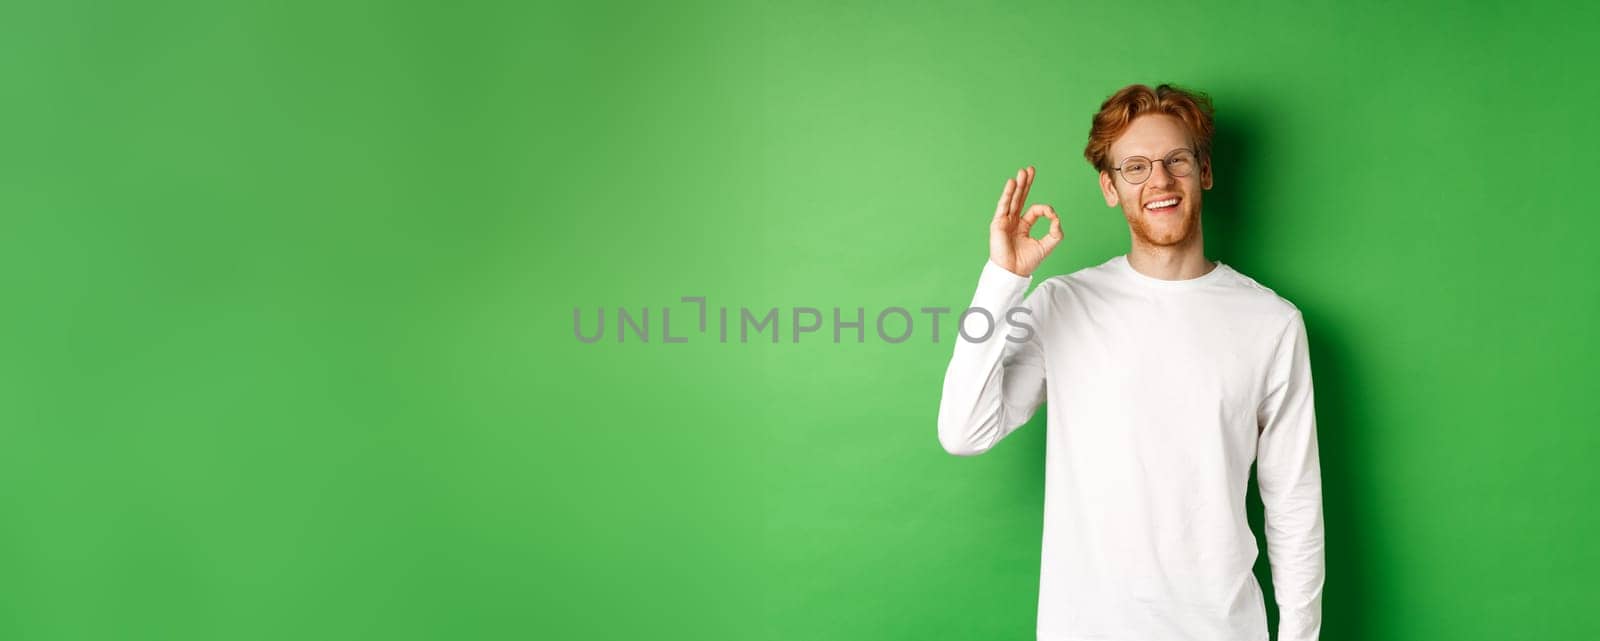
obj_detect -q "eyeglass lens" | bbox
[1120,150,1196,184]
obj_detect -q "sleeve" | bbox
[935,259,1049,456]
[1254,310,1326,641]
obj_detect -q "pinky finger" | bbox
[993,179,1016,221]
[1041,209,1064,250]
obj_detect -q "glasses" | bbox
[1112,148,1199,184]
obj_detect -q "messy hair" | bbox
[1083,83,1215,175]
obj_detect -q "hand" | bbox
[989,166,1063,277]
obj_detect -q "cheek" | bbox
[1123,187,1144,209]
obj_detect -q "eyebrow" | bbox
[1119,148,1190,158]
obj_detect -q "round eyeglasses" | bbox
[1112,148,1199,185]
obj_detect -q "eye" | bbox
[1123,160,1149,173]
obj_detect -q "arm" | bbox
[936,259,1048,456]
[1255,310,1326,641]
[936,165,1061,456]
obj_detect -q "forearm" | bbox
[1261,459,1325,640]
[936,259,1043,456]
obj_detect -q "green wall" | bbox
[3,0,1597,639]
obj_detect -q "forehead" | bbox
[1111,114,1193,158]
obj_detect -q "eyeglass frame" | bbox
[1111,147,1203,185]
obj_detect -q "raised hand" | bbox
[989,166,1063,277]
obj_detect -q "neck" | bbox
[1126,231,1214,281]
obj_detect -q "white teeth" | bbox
[1147,198,1179,208]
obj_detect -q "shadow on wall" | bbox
[1211,95,1372,641]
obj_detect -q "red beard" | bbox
[1126,201,1201,247]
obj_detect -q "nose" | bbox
[1147,160,1177,187]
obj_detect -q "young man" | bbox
[936,83,1324,641]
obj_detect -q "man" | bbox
[936,83,1324,641]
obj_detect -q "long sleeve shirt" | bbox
[937,254,1324,641]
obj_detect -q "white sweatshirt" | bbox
[938,254,1324,641]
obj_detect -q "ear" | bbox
[1200,158,1213,190]
[1099,171,1119,207]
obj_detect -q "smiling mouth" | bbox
[1144,196,1181,214]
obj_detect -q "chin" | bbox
[1128,206,1199,246]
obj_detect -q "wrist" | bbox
[985,258,1032,280]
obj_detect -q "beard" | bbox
[1123,199,1202,248]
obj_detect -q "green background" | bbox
[3,0,1596,639]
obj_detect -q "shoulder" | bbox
[1220,263,1305,327]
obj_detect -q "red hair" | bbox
[1083,83,1215,175]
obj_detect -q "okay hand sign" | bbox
[989,166,1063,277]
